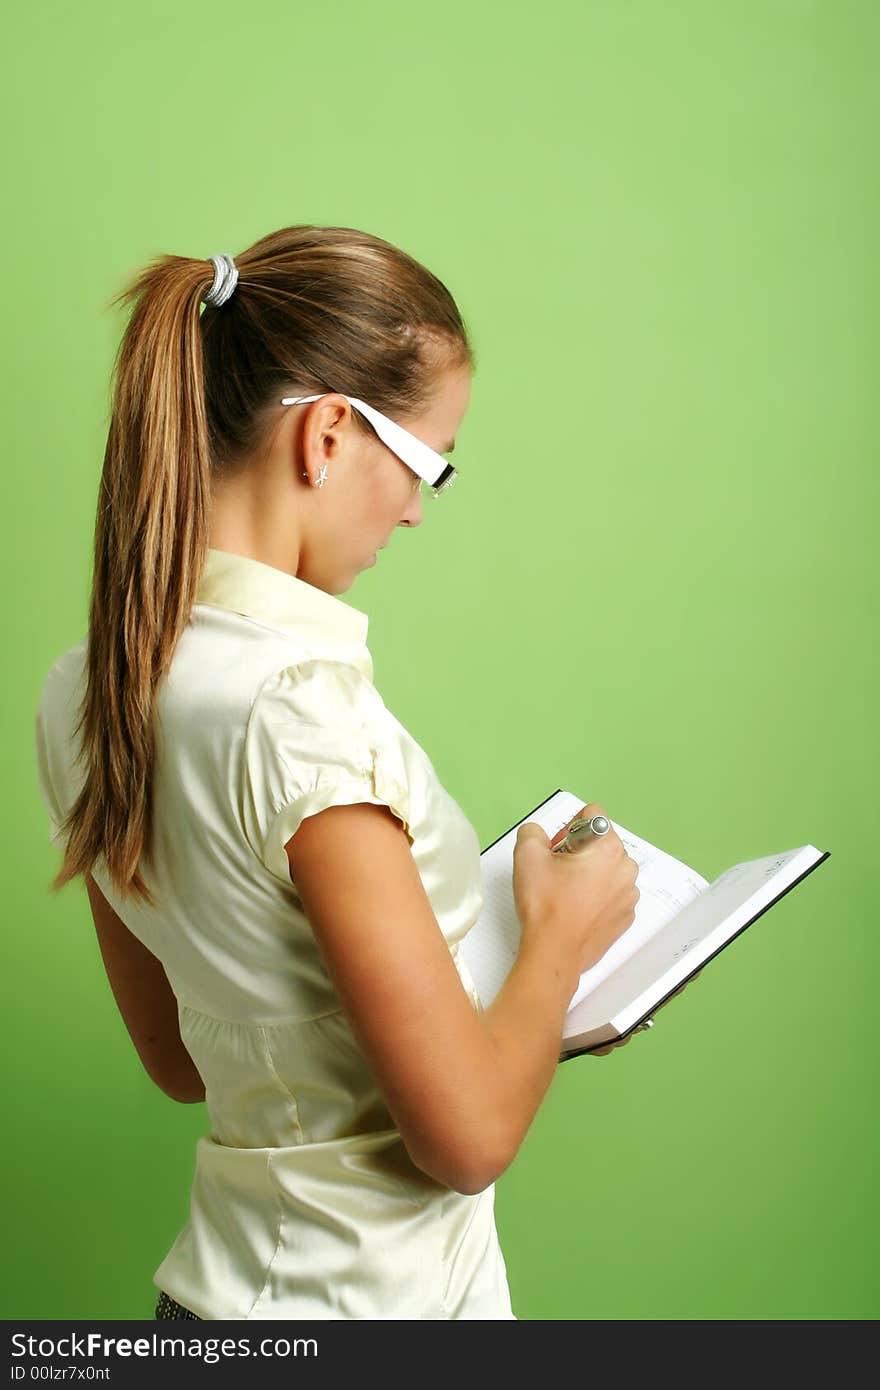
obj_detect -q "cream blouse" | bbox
[34,547,515,1320]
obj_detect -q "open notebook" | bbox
[458,788,830,1061]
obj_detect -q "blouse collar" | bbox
[194,547,370,655]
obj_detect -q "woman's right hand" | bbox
[512,802,640,978]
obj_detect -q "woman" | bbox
[34,224,642,1320]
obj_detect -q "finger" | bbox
[591,1034,636,1056]
[656,974,698,1013]
[516,821,550,848]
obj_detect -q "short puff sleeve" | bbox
[244,658,414,885]
[34,650,86,851]
[35,695,65,849]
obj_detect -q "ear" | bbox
[300,394,355,467]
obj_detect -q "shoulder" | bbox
[242,657,416,880]
[243,655,405,796]
[249,656,389,737]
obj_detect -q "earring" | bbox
[301,466,328,488]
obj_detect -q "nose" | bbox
[398,487,424,527]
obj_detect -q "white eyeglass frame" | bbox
[279,393,458,498]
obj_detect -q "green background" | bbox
[7,0,877,1320]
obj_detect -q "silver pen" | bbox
[552,814,611,854]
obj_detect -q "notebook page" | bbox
[563,844,823,1036]
[565,834,708,1012]
[459,789,709,1012]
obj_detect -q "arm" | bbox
[84,874,205,1104]
[285,803,578,1194]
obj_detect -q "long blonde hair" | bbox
[50,224,475,907]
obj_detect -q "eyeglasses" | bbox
[279,393,458,498]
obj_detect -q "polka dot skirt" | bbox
[155,1289,202,1320]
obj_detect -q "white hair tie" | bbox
[202,253,238,307]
